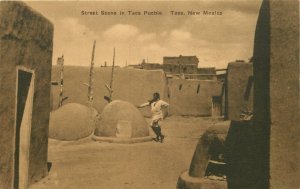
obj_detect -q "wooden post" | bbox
[58,55,64,107]
[88,40,96,105]
[108,48,115,102]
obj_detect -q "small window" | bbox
[179,84,183,90]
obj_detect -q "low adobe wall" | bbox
[168,79,223,116]
[51,66,168,117]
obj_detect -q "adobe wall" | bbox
[168,79,223,116]
[51,66,168,117]
[51,66,223,117]
[0,2,53,188]
[51,66,89,109]
[225,62,253,121]
[226,0,299,188]
[252,0,299,188]
[265,0,299,188]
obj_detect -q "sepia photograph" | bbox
[0,0,299,189]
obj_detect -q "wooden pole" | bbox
[58,55,64,107]
[88,40,96,105]
[108,48,115,102]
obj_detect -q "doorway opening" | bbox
[14,68,34,189]
[212,96,222,117]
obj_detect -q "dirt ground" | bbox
[30,116,223,189]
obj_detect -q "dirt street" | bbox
[30,116,222,189]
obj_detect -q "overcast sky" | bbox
[25,0,262,68]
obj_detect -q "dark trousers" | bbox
[151,124,164,142]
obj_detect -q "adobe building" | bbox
[51,65,224,117]
[251,0,298,188]
[140,59,162,70]
[225,61,253,121]
[177,0,298,188]
[163,55,199,74]
[197,67,216,75]
[196,67,217,80]
[168,79,223,116]
[0,2,53,189]
[226,0,299,188]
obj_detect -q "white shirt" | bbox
[150,100,169,121]
[139,99,169,125]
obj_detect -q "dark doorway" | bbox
[14,69,34,189]
[212,96,222,116]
